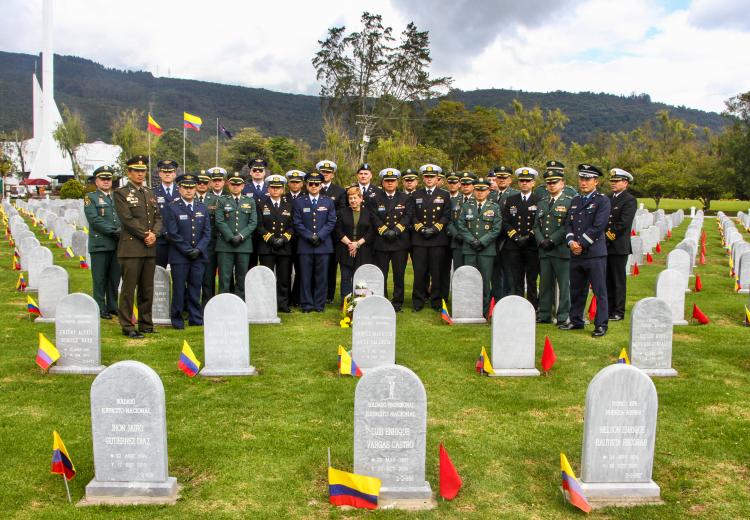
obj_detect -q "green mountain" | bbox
[0,51,729,145]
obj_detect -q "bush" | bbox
[59,179,86,199]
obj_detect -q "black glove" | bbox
[230,235,243,246]
[271,237,285,249]
[540,239,553,250]
[384,229,398,241]
[470,239,483,251]
[310,233,321,247]
[186,248,201,260]
[516,235,530,246]
[454,234,464,244]
[420,226,436,239]
[110,230,121,241]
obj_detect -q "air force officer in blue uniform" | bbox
[163,174,211,328]
[293,171,337,312]
[560,164,611,337]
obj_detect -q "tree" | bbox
[59,179,86,199]
[154,128,198,174]
[268,136,306,173]
[366,136,450,176]
[110,109,148,173]
[722,92,750,199]
[312,12,452,146]
[499,100,568,166]
[53,105,87,181]
[225,128,273,173]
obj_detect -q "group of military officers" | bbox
[84,154,636,339]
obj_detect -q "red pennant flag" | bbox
[655,242,662,253]
[630,229,636,237]
[587,295,597,322]
[701,230,706,245]
[633,262,640,275]
[646,252,653,264]
[692,304,710,324]
[541,336,556,372]
[701,243,706,255]
[439,443,463,500]
[695,275,703,292]
[667,229,672,239]
[700,250,706,265]
[487,297,496,319]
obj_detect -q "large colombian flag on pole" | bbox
[560,453,591,513]
[328,466,381,510]
[183,112,202,131]
[51,431,76,480]
[147,113,163,136]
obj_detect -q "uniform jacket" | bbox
[84,189,120,252]
[533,193,574,259]
[113,183,162,258]
[334,206,374,267]
[243,181,268,201]
[565,190,611,259]
[153,184,180,241]
[293,195,337,255]
[606,190,637,255]
[370,190,412,252]
[410,187,451,248]
[359,184,381,209]
[214,194,258,253]
[256,197,295,256]
[447,194,472,248]
[502,192,541,251]
[198,192,222,250]
[457,199,502,256]
[490,187,519,252]
[163,199,211,264]
[321,183,347,212]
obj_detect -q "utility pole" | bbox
[355,114,378,164]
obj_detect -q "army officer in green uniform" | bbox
[84,166,121,319]
[215,171,257,299]
[533,168,573,324]
[457,177,502,317]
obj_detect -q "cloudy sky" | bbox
[2,0,748,113]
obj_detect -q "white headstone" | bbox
[50,293,105,375]
[666,249,691,293]
[629,298,676,377]
[450,265,486,324]
[655,269,688,325]
[738,251,750,294]
[27,246,53,291]
[490,295,539,376]
[352,295,396,372]
[353,264,385,297]
[244,265,281,324]
[72,230,88,257]
[35,265,69,323]
[202,293,256,376]
[152,266,171,326]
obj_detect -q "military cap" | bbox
[493,165,513,177]
[316,160,337,173]
[265,174,287,187]
[249,158,267,169]
[460,172,477,184]
[420,163,442,176]
[126,155,148,171]
[446,172,461,182]
[474,177,491,190]
[514,166,538,180]
[356,163,372,173]
[227,171,246,184]
[93,165,115,179]
[207,167,227,179]
[285,170,306,181]
[176,173,198,187]
[437,171,446,179]
[197,172,211,183]
[546,160,565,171]
[379,168,401,181]
[157,159,178,172]
[402,169,419,181]
[543,169,564,181]
[578,163,603,178]
[609,168,633,182]
[306,171,324,184]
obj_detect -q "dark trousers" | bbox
[570,256,609,328]
[299,254,329,311]
[606,253,629,317]
[259,254,292,311]
[463,254,495,316]
[444,246,463,300]
[171,261,205,327]
[201,249,219,308]
[217,251,251,299]
[503,247,540,309]
[327,253,338,302]
[155,241,169,268]
[491,250,513,300]
[90,251,120,314]
[412,245,448,310]
[290,251,301,306]
[118,256,155,332]
[539,256,570,322]
[375,249,407,307]
[340,263,354,304]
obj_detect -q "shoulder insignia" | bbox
[84,197,91,206]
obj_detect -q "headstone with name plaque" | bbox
[666,249,691,293]
[244,265,281,324]
[450,265,486,324]
[579,363,661,506]
[202,293,256,376]
[35,265,69,323]
[72,230,89,258]
[353,263,385,297]
[353,364,434,509]
[84,360,178,503]
[152,266,171,326]
[490,295,539,376]
[28,246,53,291]
[50,293,105,375]
[352,295,396,372]
[629,298,676,377]
[655,269,688,325]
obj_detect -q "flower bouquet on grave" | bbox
[339,282,373,327]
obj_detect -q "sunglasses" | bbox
[447,180,460,184]
[197,181,209,185]
[307,182,321,187]
[518,179,534,182]
[546,180,561,185]
[251,168,264,172]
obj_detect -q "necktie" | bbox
[477,203,482,213]
[427,189,432,196]
[188,203,193,213]
[274,202,279,209]
[235,197,240,206]
[312,198,317,208]
[167,188,172,198]
[388,195,393,201]
[106,193,112,203]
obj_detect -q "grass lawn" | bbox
[637,198,750,215]
[1,210,749,519]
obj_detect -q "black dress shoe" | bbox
[172,323,185,330]
[326,298,334,304]
[558,322,584,330]
[592,326,608,337]
[393,305,402,312]
[609,314,624,321]
[123,330,144,339]
[140,328,158,334]
[109,310,118,316]
[413,307,423,313]
[536,317,552,324]
[100,312,112,320]
[279,308,292,313]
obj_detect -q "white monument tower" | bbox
[29,0,72,180]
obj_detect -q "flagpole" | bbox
[147,115,152,187]
[61,473,71,503]
[215,117,219,167]
[183,121,186,172]
[327,447,331,468]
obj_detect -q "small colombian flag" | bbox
[27,295,41,316]
[56,236,63,248]
[560,453,591,513]
[617,347,630,364]
[131,303,138,325]
[744,305,750,326]
[328,466,381,510]
[338,345,362,377]
[64,247,74,258]
[13,250,21,270]
[36,332,60,370]
[48,230,55,240]
[178,340,201,377]
[147,113,163,136]
[79,256,89,269]
[51,431,76,481]
[475,346,495,375]
[441,299,453,325]
[16,272,27,291]
[183,112,203,131]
